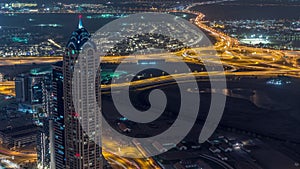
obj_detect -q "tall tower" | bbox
[63,15,102,169]
[37,72,52,169]
[52,61,65,169]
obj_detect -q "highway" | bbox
[100,11,299,169]
[191,11,300,77]
[0,57,62,66]
[0,81,15,96]
[0,145,37,168]
[102,137,160,169]
[0,9,299,169]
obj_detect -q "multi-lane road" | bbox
[0,9,299,169]
[0,145,37,168]
[102,136,161,169]
[192,11,300,77]
[0,57,62,66]
[102,11,300,169]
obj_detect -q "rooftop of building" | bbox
[66,14,91,51]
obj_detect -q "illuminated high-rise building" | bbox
[52,61,65,169]
[15,73,44,106]
[37,73,52,169]
[63,15,102,169]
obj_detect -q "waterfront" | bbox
[0,13,116,44]
[193,3,300,20]
[0,1,299,168]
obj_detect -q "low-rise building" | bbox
[173,162,185,169]
[0,124,38,148]
[176,143,188,151]
[209,146,221,153]
[152,141,167,153]
[217,153,228,161]
[117,122,131,133]
[219,143,232,152]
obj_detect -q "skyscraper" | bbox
[37,116,51,169]
[15,73,45,106]
[28,74,44,105]
[37,73,52,169]
[63,15,102,169]
[15,74,28,103]
[52,61,65,169]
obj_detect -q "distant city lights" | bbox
[266,79,292,86]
